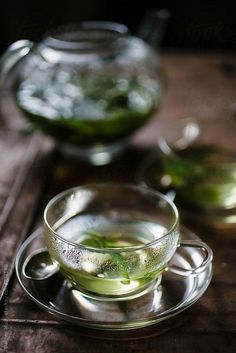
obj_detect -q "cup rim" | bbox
[43,183,179,253]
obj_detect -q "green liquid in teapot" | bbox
[17,73,161,146]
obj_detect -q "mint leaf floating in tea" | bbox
[81,230,107,248]
[112,253,130,284]
[82,229,130,283]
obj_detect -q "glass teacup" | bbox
[158,118,236,210]
[44,183,212,301]
[141,117,236,230]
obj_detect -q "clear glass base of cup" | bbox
[59,140,127,165]
[66,275,162,302]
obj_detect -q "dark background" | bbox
[0,0,236,53]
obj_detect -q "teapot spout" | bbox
[136,9,170,48]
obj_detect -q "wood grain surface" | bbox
[0,53,236,353]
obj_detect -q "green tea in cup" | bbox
[44,184,212,301]
[157,118,236,211]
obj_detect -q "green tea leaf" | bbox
[82,229,130,282]
[112,253,130,283]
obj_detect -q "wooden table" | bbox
[0,53,236,353]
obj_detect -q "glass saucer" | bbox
[15,227,212,330]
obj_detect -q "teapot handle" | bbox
[0,40,34,86]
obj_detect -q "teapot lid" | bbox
[42,21,130,52]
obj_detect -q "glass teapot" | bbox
[0,21,164,165]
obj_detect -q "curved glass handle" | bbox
[168,240,213,276]
[0,40,34,86]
